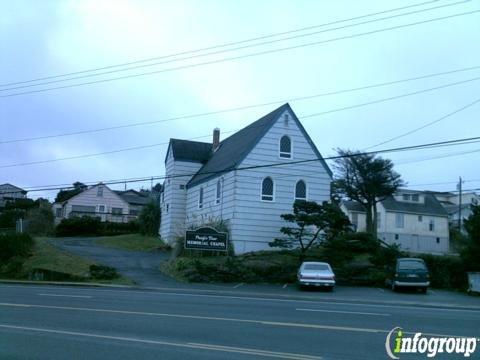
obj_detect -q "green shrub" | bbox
[0,209,24,229]
[139,201,161,236]
[25,208,54,236]
[56,216,139,237]
[418,254,467,290]
[89,264,118,280]
[0,233,34,262]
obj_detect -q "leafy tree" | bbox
[55,182,87,203]
[270,200,351,256]
[25,207,54,236]
[333,149,403,238]
[462,204,480,271]
[139,201,161,236]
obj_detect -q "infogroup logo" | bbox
[385,327,478,359]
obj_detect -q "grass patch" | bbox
[0,237,133,285]
[94,233,169,252]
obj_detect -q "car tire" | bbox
[391,283,397,292]
[420,287,428,294]
[328,286,334,292]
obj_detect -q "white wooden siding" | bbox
[160,149,202,243]
[230,109,331,254]
[185,171,236,229]
[63,185,130,223]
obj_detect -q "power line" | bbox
[2,8,479,98]
[406,179,480,187]
[0,0,453,88]
[2,134,480,195]
[365,96,480,150]
[1,73,479,168]
[0,0,469,93]
[2,63,479,145]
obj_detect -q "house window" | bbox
[261,177,274,201]
[295,180,306,201]
[418,215,423,222]
[216,180,222,205]
[97,187,103,197]
[351,212,358,226]
[395,213,404,228]
[436,237,440,244]
[412,194,419,202]
[166,204,169,213]
[98,205,105,213]
[395,234,399,240]
[179,185,185,190]
[402,194,410,201]
[112,207,123,215]
[198,187,204,209]
[55,208,62,217]
[429,219,435,231]
[279,135,292,158]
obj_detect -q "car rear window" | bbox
[398,260,426,270]
[304,264,329,271]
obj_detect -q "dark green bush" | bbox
[139,201,160,236]
[56,216,102,236]
[0,209,24,229]
[0,233,34,262]
[56,216,139,237]
[89,264,118,280]
[25,208,54,236]
[418,254,467,290]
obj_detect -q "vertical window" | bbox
[418,215,423,222]
[98,205,105,213]
[216,180,221,205]
[97,186,103,197]
[395,234,399,240]
[429,219,435,231]
[279,135,292,158]
[412,194,419,202]
[436,237,440,244]
[351,212,358,226]
[198,187,204,209]
[402,194,410,201]
[261,177,274,201]
[166,204,169,213]
[395,213,404,228]
[56,208,62,217]
[295,180,306,201]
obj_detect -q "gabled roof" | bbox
[115,190,152,205]
[381,194,447,217]
[342,201,366,212]
[0,183,27,194]
[165,139,212,164]
[186,103,332,188]
[343,193,448,217]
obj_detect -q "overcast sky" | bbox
[1,0,479,201]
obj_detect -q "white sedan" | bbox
[297,262,335,290]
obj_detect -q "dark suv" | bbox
[391,258,430,293]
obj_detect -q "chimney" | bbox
[212,128,220,152]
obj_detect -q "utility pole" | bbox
[458,176,463,230]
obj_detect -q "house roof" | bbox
[166,139,212,164]
[343,193,448,217]
[0,183,27,195]
[115,190,152,205]
[381,194,448,216]
[186,103,332,188]
[342,201,366,212]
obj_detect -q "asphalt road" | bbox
[49,237,174,286]
[1,284,479,359]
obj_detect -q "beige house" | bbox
[341,189,450,255]
[53,184,150,224]
[0,183,27,210]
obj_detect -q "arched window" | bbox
[295,180,307,201]
[279,135,292,158]
[261,177,274,201]
[216,179,222,205]
[198,187,204,209]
